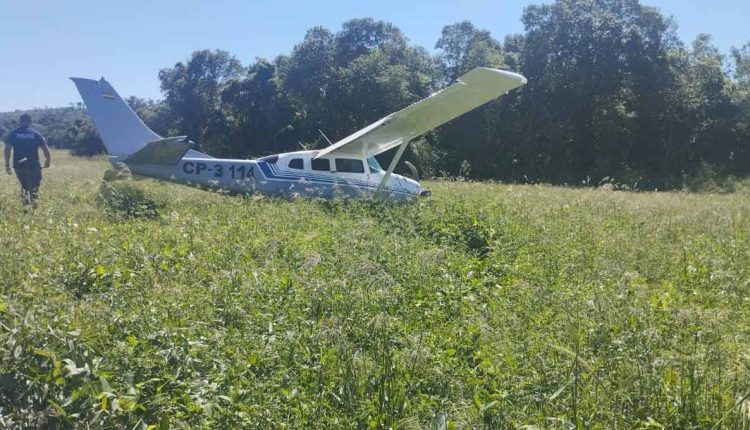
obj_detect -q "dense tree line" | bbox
[3,0,749,188]
[0,105,105,156]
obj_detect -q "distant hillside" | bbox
[0,105,105,155]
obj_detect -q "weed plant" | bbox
[1,151,749,428]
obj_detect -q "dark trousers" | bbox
[14,163,42,204]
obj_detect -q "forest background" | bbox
[3,0,750,190]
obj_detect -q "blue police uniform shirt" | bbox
[5,125,46,168]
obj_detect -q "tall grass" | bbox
[1,151,749,428]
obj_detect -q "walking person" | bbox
[4,114,51,208]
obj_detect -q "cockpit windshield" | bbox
[367,156,383,173]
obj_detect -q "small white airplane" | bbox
[71,68,526,201]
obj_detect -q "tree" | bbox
[436,21,504,81]
[68,118,105,156]
[43,12,747,189]
[687,35,738,169]
[218,58,295,157]
[325,19,438,170]
[501,0,690,185]
[433,22,509,177]
[126,97,174,137]
[281,27,337,146]
[723,41,750,172]
[280,19,438,155]
[334,18,407,66]
[158,50,244,150]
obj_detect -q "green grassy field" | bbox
[1,150,750,429]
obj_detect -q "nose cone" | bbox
[397,175,421,196]
[400,176,419,187]
[399,176,419,188]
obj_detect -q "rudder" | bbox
[70,77,161,157]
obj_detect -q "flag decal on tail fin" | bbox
[102,92,116,100]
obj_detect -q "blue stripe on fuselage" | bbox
[257,161,401,192]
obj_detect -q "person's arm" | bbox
[4,144,11,174]
[41,141,51,168]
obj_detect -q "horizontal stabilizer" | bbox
[124,137,193,165]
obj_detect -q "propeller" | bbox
[404,161,419,182]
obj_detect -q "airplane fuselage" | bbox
[126,150,423,201]
[73,68,526,201]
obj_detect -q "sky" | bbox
[1,0,748,112]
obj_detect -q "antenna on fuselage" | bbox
[318,129,333,146]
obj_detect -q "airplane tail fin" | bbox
[70,77,161,157]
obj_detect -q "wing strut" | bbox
[375,139,408,197]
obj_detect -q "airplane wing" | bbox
[315,68,527,159]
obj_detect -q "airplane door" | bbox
[333,158,369,194]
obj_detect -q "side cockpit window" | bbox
[288,158,303,170]
[335,158,365,173]
[311,158,330,171]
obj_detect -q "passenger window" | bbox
[335,158,365,173]
[288,158,303,170]
[311,158,330,171]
